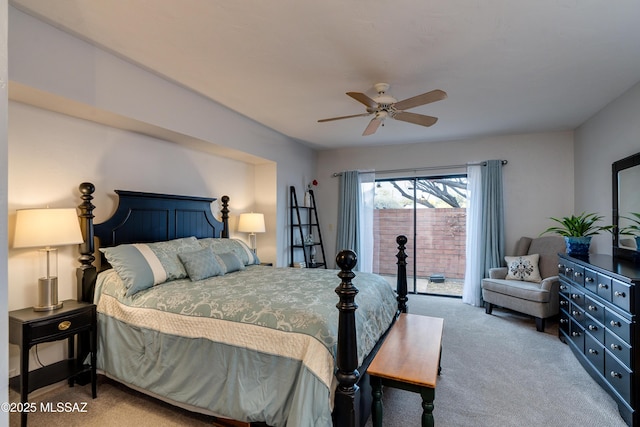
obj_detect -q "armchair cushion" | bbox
[481,279,551,303]
[505,254,542,282]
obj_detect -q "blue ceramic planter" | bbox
[565,236,592,257]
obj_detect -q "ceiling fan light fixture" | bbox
[318,83,447,136]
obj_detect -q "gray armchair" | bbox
[481,235,566,332]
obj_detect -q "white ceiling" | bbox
[10,0,640,150]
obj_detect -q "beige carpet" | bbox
[9,295,628,427]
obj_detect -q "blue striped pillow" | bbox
[101,237,201,296]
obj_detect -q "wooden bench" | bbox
[367,313,444,427]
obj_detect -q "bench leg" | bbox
[371,376,383,427]
[420,386,435,427]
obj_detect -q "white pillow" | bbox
[504,254,542,283]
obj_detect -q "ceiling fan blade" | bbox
[347,92,378,109]
[362,117,383,136]
[317,112,372,123]
[393,111,438,127]
[393,89,447,111]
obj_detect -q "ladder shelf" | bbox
[290,186,327,268]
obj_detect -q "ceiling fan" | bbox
[318,83,447,136]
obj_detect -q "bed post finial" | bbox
[76,182,96,303]
[334,250,360,427]
[220,195,230,238]
[396,235,408,313]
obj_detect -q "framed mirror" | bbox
[613,152,640,260]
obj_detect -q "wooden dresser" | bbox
[558,253,640,426]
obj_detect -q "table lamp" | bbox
[14,208,84,311]
[238,212,265,253]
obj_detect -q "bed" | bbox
[74,182,409,427]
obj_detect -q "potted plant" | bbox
[619,212,640,249]
[541,212,615,257]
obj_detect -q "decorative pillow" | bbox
[215,252,246,274]
[145,237,202,280]
[505,254,542,283]
[178,247,224,281]
[101,236,201,296]
[198,238,260,265]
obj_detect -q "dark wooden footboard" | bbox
[333,235,409,427]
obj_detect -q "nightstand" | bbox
[9,300,97,427]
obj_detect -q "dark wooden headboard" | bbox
[76,182,230,302]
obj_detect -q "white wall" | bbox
[574,80,640,255]
[316,132,575,267]
[8,6,317,268]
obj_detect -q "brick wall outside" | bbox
[373,208,466,279]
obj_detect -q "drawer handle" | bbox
[598,283,609,289]
[560,300,568,306]
[610,320,621,328]
[611,371,623,379]
[560,285,568,291]
[572,310,581,317]
[560,318,568,324]
[58,321,71,331]
[614,291,626,298]
[585,277,594,283]
[566,268,573,274]
[570,293,580,300]
[574,272,583,278]
[587,305,597,311]
[588,325,598,331]
[611,343,622,351]
[571,331,581,337]
[588,348,598,355]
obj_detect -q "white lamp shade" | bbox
[238,213,266,233]
[14,208,84,248]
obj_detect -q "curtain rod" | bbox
[331,160,507,177]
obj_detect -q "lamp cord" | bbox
[33,345,45,368]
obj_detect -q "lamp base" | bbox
[34,277,63,312]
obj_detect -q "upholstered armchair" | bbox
[481,235,566,332]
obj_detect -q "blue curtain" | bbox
[336,171,360,267]
[462,160,504,306]
[481,160,505,280]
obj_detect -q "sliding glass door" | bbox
[373,175,467,296]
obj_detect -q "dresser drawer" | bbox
[611,279,632,312]
[570,304,586,328]
[605,353,632,406]
[570,319,585,352]
[569,287,585,309]
[28,309,94,342]
[606,329,632,368]
[585,334,605,374]
[585,315,605,344]
[559,293,571,312]
[605,308,631,344]
[596,274,612,302]
[559,260,573,281]
[584,268,598,294]
[559,306,571,336]
[571,264,585,287]
[585,295,605,324]
[559,280,571,297]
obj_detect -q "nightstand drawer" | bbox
[28,309,93,342]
